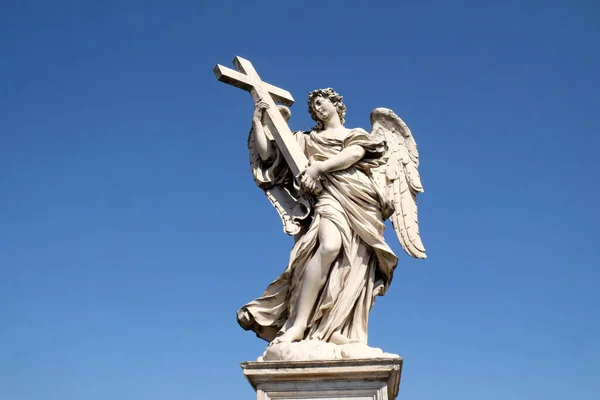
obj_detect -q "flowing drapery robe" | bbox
[238,128,399,344]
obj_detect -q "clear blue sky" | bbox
[1,1,599,399]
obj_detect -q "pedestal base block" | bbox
[241,358,403,400]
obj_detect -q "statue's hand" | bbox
[253,100,269,122]
[298,163,322,193]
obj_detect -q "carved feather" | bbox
[370,108,426,259]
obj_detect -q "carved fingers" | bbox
[253,99,270,121]
[298,164,322,193]
[299,173,316,192]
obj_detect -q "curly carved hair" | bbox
[307,88,346,131]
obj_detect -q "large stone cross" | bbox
[213,56,308,176]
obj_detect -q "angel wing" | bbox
[248,129,311,236]
[370,108,427,259]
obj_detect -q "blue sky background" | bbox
[1,0,599,399]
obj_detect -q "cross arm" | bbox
[213,64,295,106]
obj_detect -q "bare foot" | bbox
[329,332,359,345]
[271,325,306,344]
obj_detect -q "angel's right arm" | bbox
[252,105,275,162]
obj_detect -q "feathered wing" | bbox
[248,129,309,236]
[370,108,427,258]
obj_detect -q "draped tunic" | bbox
[238,127,399,343]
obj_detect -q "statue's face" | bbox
[312,96,336,122]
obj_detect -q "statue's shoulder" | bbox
[348,127,369,135]
[293,130,314,144]
[345,127,370,139]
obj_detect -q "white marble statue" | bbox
[214,57,426,360]
[237,88,426,358]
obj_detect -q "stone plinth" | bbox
[241,358,403,400]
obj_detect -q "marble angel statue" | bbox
[238,88,426,355]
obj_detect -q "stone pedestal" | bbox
[241,358,403,400]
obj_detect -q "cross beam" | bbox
[214,65,295,107]
[214,56,308,177]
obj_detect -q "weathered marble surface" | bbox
[242,358,403,400]
[259,339,399,362]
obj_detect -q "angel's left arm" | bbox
[314,145,366,174]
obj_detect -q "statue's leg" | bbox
[273,217,342,343]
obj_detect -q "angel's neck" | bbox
[323,117,343,130]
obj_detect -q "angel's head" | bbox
[308,88,346,130]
